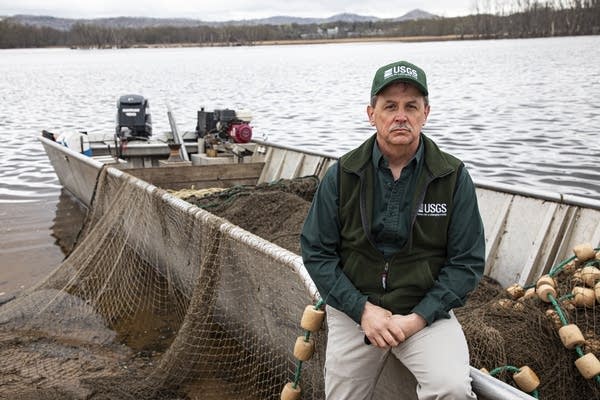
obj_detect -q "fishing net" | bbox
[177,176,319,255]
[456,265,600,399]
[0,168,325,400]
[1,165,599,400]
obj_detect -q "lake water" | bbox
[0,35,599,203]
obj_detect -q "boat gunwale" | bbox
[253,139,600,211]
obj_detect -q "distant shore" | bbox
[117,34,476,50]
[244,34,474,46]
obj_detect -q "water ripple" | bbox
[1,36,599,202]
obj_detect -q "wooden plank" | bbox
[488,196,546,286]
[518,203,558,285]
[258,147,285,183]
[554,207,600,262]
[278,151,305,179]
[125,163,264,189]
[550,206,579,268]
[476,189,513,277]
[533,204,572,275]
[299,153,335,178]
[258,146,337,182]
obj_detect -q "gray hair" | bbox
[370,84,429,108]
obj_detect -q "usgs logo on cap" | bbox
[383,65,419,80]
[417,203,447,217]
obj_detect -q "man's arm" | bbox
[411,167,486,325]
[300,163,369,324]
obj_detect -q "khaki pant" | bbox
[324,306,477,400]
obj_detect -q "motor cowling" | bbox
[228,122,252,143]
[116,94,152,140]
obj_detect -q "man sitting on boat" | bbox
[301,60,485,399]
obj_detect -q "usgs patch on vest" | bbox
[417,203,447,217]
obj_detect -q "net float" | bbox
[513,366,540,392]
[293,336,315,361]
[572,286,596,308]
[536,284,556,303]
[575,353,600,380]
[280,382,301,400]
[300,305,325,332]
[573,243,596,262]
[559,324,585,349]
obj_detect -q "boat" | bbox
[3,96,596,399]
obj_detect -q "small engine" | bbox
[196,108,252,144]
[116,94,152,140]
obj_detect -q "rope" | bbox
[533,248,600,389]
[547,291,600,386]
[491,247,600,397]
[547,248,600,386]
[522,246,600,290]
[549,247,600,276]
[291,298,325,390]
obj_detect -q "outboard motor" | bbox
[196,108,252,144]
[116,94,152,140]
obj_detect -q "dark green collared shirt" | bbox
[372,139,423,258]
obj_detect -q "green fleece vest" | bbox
[338,134,462,315]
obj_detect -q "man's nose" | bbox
[393,110,408,122]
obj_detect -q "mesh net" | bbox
[1,167,599,400]
[456,272,600,399]
[0,168,324,400]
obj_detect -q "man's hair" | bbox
[370,83,429,108]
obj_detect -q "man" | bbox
[300,60,485,400]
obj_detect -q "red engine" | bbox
[196,108,253,144]
[228,122,252,143]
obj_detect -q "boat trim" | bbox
[253,139,600,211]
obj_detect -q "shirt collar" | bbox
[372,135,424,170]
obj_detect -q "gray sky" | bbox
[0,0,476,21]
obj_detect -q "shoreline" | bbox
[66,34,477,50]
[11,33,592,51]
[248,34,475,46]
[142,34,475,48]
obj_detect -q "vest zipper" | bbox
[382,261,389,291]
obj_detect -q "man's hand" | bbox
[360,302,406,348]
[388,313,426,339]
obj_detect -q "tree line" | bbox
[0,0,598,49]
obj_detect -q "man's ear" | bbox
[424,104,431,120]
[367,105,374,125]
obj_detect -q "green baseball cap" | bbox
[371,60,428,97]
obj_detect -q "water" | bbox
[0,36,599,203]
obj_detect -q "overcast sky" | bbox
[0,0,476,21]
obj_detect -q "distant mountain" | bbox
[234,13,380,26]
[5,15,208,30]
[5,10,439,31]
[393,9,439,22]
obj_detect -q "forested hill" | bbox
[0,2,598,49]
[2,9,437,31]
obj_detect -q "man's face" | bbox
[367,82,430,151]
